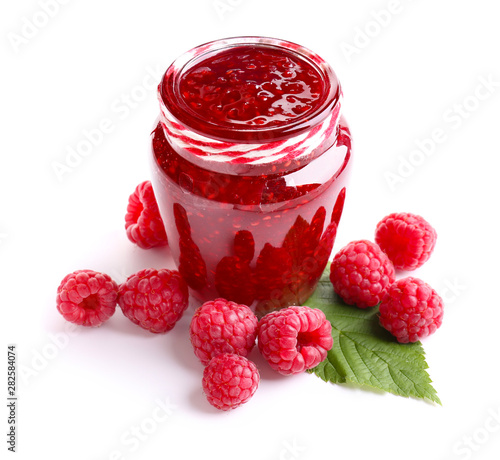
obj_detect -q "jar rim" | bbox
[159,36,341,143]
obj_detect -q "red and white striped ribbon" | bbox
[158,92,341,168]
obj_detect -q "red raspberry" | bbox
[375,212,437,271]
[118,269,188,333]
[56,270,118,327]
[329,240,395,308]
[125,181,168,249]
[202,354,260,411]
[379,277,444,343]
[257,306,333,375]
[189,298,258,365]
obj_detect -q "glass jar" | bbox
[150,36,352,316]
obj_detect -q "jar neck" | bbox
[157,36,343,176]
[158,92,341,176]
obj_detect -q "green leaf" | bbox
[305,271,441,404]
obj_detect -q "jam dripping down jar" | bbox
[150,36,352,316]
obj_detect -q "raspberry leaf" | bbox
[306,271,441,404]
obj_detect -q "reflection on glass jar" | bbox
[150,36,353,314]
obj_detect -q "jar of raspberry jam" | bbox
[151,36,352,316]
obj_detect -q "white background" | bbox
[2,1,500,459]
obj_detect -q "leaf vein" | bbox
[305,269,440,403]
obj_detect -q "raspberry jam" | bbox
[151,37,352,315]
[176,45,325,129]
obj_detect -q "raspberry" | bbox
[56,270,118,327]
[375,212,437,271]
[329,240,395,308]
[189,298,258,365]
[379,277,444,343]
[118,269,188,333]
[125,181,168,249]
[202,354,260,411]
[257,306,333,375]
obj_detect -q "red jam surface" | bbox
[161,40,339,142]
[177,45,326,128]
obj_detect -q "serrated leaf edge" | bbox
[307,271,442,405]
